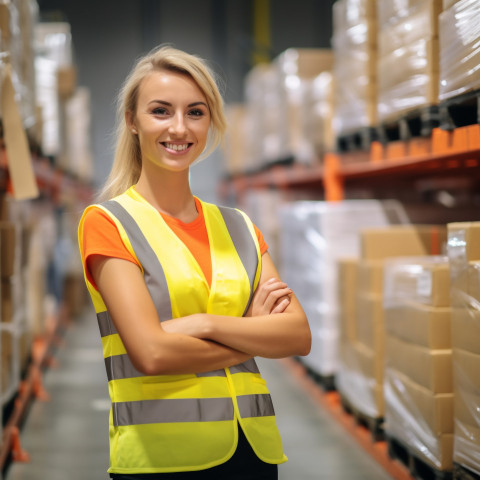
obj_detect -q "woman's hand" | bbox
[248,278,292,317]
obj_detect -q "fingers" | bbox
[271,296,290,314]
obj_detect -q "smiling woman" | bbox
[77,45,310,480]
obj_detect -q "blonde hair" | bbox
[98,45,227,201]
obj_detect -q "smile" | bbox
[162,142,192,152]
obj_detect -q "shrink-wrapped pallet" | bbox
[447,222,480,476]
[383,256,453,471]
[331,0,378,135]
[377,0,442,122]
[439,0,480,100]
[274,49,334,164]
[243,49,333,169]
[337,226,447,420]
[278,200,405,377]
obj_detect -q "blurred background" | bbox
[1,1,480,479]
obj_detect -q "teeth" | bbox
[165,143,189,151]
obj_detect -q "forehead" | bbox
[137,70,206,103]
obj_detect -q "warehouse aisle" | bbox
[6,306,392,480]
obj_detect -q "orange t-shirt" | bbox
[81,197,268,289]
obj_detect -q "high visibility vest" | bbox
[78,187,287,474]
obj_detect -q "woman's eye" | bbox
[189,109,204,117]
[152,107,168,115]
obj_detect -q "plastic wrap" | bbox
[274,48,334,164]
[243,49,333,169]
[439,0,480,101]
[34,21,74,157]
[244,63,286,170]
[377,0,441,122]
[382,255,453,470]
[278,199,405,376]
[447,222,480,475]
[0,0,39,129]
[332,0,377,134]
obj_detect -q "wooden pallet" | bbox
[387,435,452,480]
[339,394,385,442]
[439,89,480,131]
[453,463,480,480]
[377,105,441,143]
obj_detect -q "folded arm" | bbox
[89,254,251,376]
[162,253,311,359]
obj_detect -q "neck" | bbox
[135,166,197,222]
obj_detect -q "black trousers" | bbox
[109,428,278,480]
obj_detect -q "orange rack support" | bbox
[323,153,344,201]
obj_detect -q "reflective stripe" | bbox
[101,200,173,322]
[105,354,143,381]
[237,393,275,418]
[196,359,259,378]
[97,311,117,337]
[217,206,259,315]
[112,397,235,426]
[230,358,260,375]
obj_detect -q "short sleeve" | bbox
[252,223,268,256]
[81,207,139,289]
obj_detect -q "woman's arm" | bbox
[162,253,311,359]
[89,254,251,376]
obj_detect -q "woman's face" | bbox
[129,70,211,173]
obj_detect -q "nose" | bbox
[168,112,187,137]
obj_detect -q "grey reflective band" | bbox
[105,354,143,381]
[112,397,235,426]
[218,206,259,315]
[230,358,260,375]
[196,369,226,378]
[97,311,118,337]
[196,358,260,378]
[237,393,275,418]
[101,200,173,322]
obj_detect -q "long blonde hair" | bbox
[98,45,227,201]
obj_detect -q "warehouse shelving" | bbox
[0,157,93,475]
[220,124,480,203]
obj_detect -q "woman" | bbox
[78,45,310,479]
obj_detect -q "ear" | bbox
[125,111,137,134]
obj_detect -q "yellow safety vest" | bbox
[78,187,287,474]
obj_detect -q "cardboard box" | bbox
[386,335,453,393]
[361,225,447,261]
[448,222,480,263]
[385,303,451,349]
[355,292,385,352]
[386,367,454,435]
[384,257,450,308]
[453,419,480,475]
[454,386,480,427]
[451,306,480,354]
[337,258,358,343]
[357,260,384,295]
[453,348,480,393]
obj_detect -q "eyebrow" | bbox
[148,100,208,108]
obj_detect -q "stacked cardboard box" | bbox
[383,256,453,471]
[331,0,378,135]
[243,49,334,170]
[447,222,480,476]
[337,226,447,420]
[279,200,405,378]
[377,0,442,122]
[439,0,480,100]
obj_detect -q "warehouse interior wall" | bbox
[36,0,335,202]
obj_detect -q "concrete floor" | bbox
[6,306,392,480]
